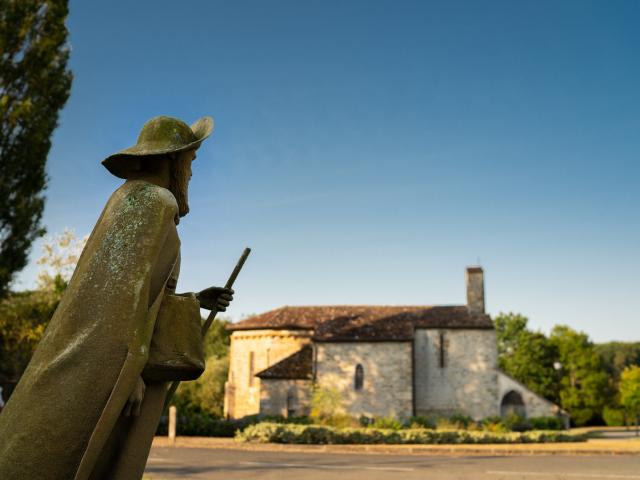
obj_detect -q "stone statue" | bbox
[0,116,233,479]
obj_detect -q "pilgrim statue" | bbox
[0,116,233,479]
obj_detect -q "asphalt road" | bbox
[145,447,640,480]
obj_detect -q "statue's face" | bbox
[170,149,196,217]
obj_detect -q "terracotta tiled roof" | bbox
[256,345,313,380]
[228,305,492,341]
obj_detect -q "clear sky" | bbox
[16,0,640,342]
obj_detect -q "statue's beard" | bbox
[169,158,190,217]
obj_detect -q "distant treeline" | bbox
[495,312,640,426]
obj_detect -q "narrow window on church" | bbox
[266,348,270,366]
[286,390,296,417]
[249,351,255,386]
[355,364,364,390]
[439,332,446,368]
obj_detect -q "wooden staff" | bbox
[163,247,251,412]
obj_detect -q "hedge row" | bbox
[156,413,311,437]
[236,422,586,445]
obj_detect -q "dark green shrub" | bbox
[371,416,403,430]
[156,413,247,437]
[529,416,564,430]
[155,412,311,437]
[435,413,474,430]
[502,413,531,432]
[449,413,474,429]
[481,416,509,433]
[405,416,436,429]
[325,414,360,428]
[602,406,627,427]
[359,415,374,427]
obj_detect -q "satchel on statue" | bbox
[142,294,205,383]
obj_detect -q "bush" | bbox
[481,416,510,433]
[310,386,344,423]
[501,413,532,432]
[155,412,313,437]
[602,406,627,427]
[529,416,564,430]
[435,413,473,430]
[322,414,360,429]
[371,416,403,430]
[405,416,436,429]
[236,422,587,444]
[156,412,246,437]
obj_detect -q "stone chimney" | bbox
[466,266,485,315]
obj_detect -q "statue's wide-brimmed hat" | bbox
[102,116,214,179]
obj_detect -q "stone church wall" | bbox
[497,371,568,424]
[224,329,313,418]
[414,328,499,420]
[259,379,312,417]
[315,342,413,419]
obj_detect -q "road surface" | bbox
[145,446,640,479]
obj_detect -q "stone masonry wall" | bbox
[259,379,312,417]
[224,329,312,419]
[315,342,413,419]
[414,329,499,420]
[497,371,566,420]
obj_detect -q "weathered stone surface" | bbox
[259,379,312,417]
[414,329,499,420]
[498,371,567,421]
[315,342,413,419]
[224,329,312,418]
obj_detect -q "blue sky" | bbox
[16,0,640,342]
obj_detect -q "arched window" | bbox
[286,389,297,417]
[354,364,364,391]
[500,390,526,417]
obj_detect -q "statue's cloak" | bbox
[0,180,181,480]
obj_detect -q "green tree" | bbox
[0,0,72,297]
[550,325,609,426]
[0,287,62,394]
[494,312,559,402]
[173,355,229,417]
[0,229,82,400]
[596,342,640,379]
[202,317,231,359]
[171,317,231,416]
[595,341,640,426]
[619,365,640,434]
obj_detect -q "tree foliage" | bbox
[550,325,609,426]
[0,0,72,297]
[173,355,229,417]
[619,365,640,430]
[0,287,62,387]
[495,313,615,426]
[0,229,80,398]
[595,342,640,381]
[494,312,559,403]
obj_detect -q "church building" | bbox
[224,267,566,423]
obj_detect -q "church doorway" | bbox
[500,390,526,417]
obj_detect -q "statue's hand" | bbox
[124,376,145,417]
[195,287,234,312]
